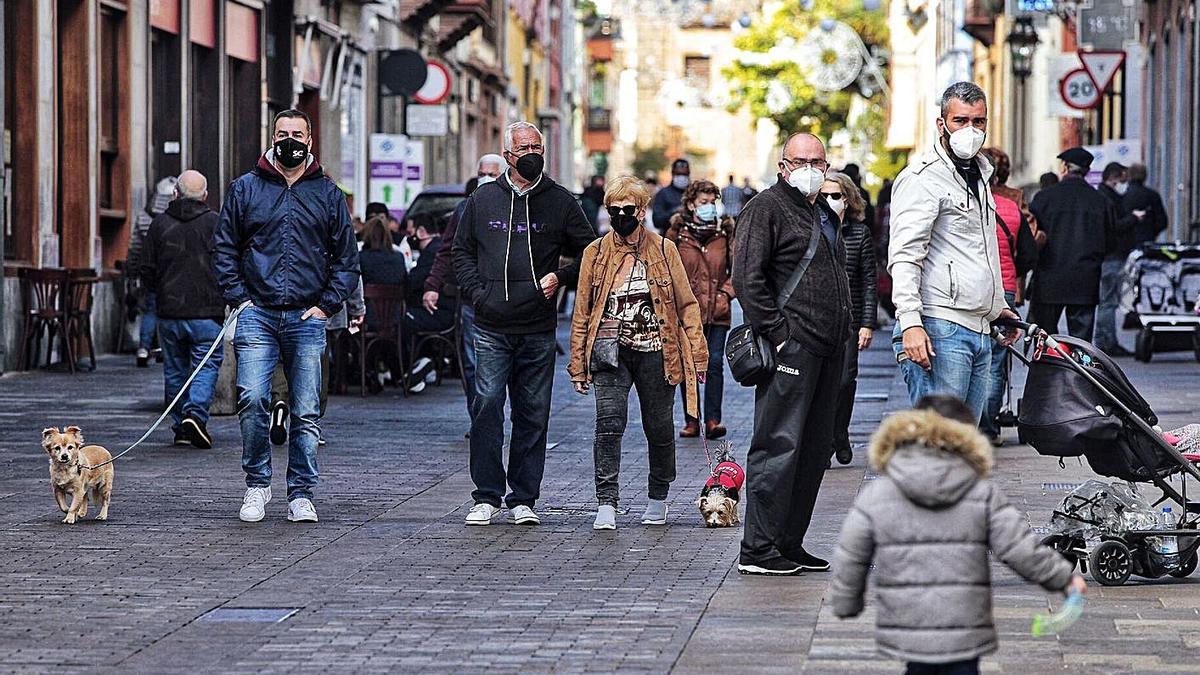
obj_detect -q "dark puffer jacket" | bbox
[139,198,224,321]
[842,219,878,330]
[830,410,1074,664]
[211,152,360,317]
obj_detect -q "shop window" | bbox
[684,55,710,91]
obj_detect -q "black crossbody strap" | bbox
[775,216,822,309]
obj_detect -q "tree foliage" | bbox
[724,0,894,169]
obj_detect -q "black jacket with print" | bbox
[453,171,597,334]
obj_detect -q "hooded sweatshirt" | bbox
[140,198,224,321]
[830,410,1074,664]
[452,170,597,334]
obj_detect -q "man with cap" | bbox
[651,159,690,232]
[1027,147,1119,342]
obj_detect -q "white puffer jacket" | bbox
[888,141,1007,334]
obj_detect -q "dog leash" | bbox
[81,301,251,470]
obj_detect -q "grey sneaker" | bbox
[287,498,318,523]
[239,487,271,522]
[642,499,668,525]
[593,505,617,530]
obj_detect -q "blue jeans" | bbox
[460,303,478,411]
[892,317,992,420]
[234,306,326,501]
[980,292,1016,438]
[158,318,225,432]
[469,326,556,508]
[682,324,729,423]
[1094,257,1125,351]
[139,292,158,350]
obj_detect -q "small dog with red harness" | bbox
[697,441,745,527]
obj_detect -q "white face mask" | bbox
[672,175,690,190]
[1114,181,1129,196]
[477,174,497,187]
[945,125,986,160]
[826,195,846,216]
[787,166,825,197]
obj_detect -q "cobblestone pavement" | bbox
[0,319,1197,673]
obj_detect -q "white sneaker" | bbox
[508,505,541,525]
[465,502,500,526]
[287,498,319,522]
[239,487,271,522]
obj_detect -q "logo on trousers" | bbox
[776,363,800,376]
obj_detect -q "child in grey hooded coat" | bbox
[830,395,1085,673]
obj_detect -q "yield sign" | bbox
[1079,51,1125,93]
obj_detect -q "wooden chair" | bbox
[17,268,75,372]
[66,268,99,371]
[359,283,407,397]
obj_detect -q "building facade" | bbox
[0,0,580,373]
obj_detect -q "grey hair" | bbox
[478,153,504,169]
[503,121,543,151]
[939,81,987,117]
[1065,163,1088,176]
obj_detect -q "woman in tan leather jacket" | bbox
[568,175,708,531]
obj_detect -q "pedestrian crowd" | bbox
[124,78,1179,673]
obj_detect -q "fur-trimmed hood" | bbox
[868,410,994,508]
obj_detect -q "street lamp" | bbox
[1007,16,1039,80]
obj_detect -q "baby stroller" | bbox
[997,317,1200,586]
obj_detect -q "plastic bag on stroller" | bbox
[1049,480,1159,539]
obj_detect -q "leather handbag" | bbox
[726,220,821,387]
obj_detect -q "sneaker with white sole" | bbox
[465,502,500,526]
[642,499,668,525]
[508,505,541,525]
[239,486,272,522]
[287,498,319,522]
[593,505,617,530]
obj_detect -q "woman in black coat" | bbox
[822,172,877,466]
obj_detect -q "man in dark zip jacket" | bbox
[212,109,360,525]
[453,121,597,526]
[140,170,224,450]
[733,132,852,577]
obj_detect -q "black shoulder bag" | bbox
[725,219,821,387]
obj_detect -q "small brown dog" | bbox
[696,441,745,528]
[42,426,113,523]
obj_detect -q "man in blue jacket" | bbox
[212,109,360,524]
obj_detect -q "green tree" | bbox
[724,0,900,182]
[631,144,668,179]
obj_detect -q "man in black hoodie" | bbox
[453,121,597,526]
[141,170,225,449]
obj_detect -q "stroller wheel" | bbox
[1170,553,1198,578]
[1041,535,1083,570]
[1090,540,1133,586]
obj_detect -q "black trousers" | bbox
[831,333,860,456]
[740,339,845,564]
[1027,302,1095,342]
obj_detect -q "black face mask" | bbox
[274,137,309,169]
[512,153,545,181]
[611,213,641,238]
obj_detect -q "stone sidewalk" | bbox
[0,322,1198,673]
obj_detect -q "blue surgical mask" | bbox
[695,203,718,222]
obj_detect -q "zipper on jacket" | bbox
[949,260,957,300]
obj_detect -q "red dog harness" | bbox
[705,461,745,491]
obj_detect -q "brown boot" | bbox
[705,420,727,440]
[680,420,701,438]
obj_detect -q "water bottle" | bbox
[1162,507,1178,556]
[1163,506,1175,529]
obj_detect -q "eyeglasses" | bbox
[781,157,829,171]
[607,205,637,218]
[820,192,843,200]
[509,143,544,154]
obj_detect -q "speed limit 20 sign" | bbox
[1061,68,1101,109]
